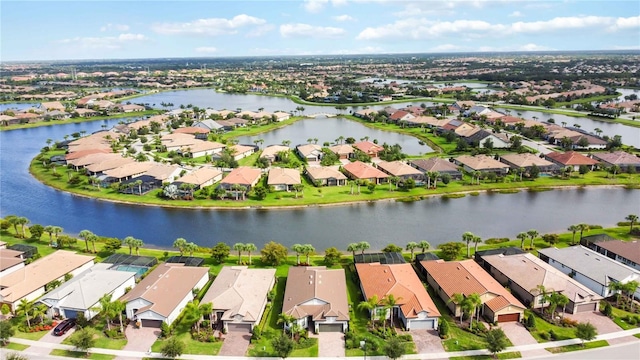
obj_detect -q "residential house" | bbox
[118,104,146,113]
[40,101,66,112]
[229,144,255,160]
[138,163,183,185]
[499,153,558,173]
[173,127,210,139]
[376,161,423,182]
[410,158,463,180]
[175,167,223,189]
[329,144,354,160]
[219,167,262,191]
[260,145,290,164]
[85,156,135,176]
[420,260,525,322]
[454,155,510,175]
[0,248,25,278]
[103,162,155,182]
[282,266,350,333]
[353,141,383,157]
[305,166,348,186]
[342,161,389,184]
[480,252,602,313]
[591,151,640,172]
[194,119,224,133]
[39,263,136,320]
[120,263,210,327]
[538,246,640,300]
[0,251,95,312]
[181,140,225,158]
[388,110,415,124]
[161,133,202,152]
[273,111,291,121]
[355,262,440,330]
[544,151,599,171]
[463,130,511,149]
[580,236,640,271]
[354,109,377,120]
[296,144,323,162]
[0,114,19,126]
[267,167,301,191]
[201,266,276,332]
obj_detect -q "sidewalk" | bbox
[7,327,640,360]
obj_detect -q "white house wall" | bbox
[125,298,153,319]
[0,263,24,278]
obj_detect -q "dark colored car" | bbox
[53,318,76,336]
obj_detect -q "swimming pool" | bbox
[112,264,149,278]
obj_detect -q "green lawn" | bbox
[12,329,49,341]
[0,111,161,132]
[50,349,115,360]
[61,327,127,350]
[606,303,640,330]
[151,324,222,355]
[2,343,29,351]
[527,311,577,343]
[449,352,522,360]
[545,339,609,353]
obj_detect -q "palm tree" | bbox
[577,223,590,241]
[16,299,35,328]
[568,225,580,245]
[184,242,198,256]
[173,238,188,255]
[357,295,380,324]
[625,214,638,232]
[531,285,552,314]
[347,243,358,258]
[97,294,115,331]
[418,240,430,254]
[406,242,418,260]
[472,236,482,255]
[548,292,569,319]
[16,217,29,238]
[132,238,144,256]
[527,229,539,249]
[88,233,98,253]
[78,229,95,253]
[623,280,639,307]
[245,243,257,265]
[31,303,48,325]
[517,232,528,250]
[302,244,315,265]
[382,294,401,329]
[199,302,214,330]
[51,226,63,244]
[184,300,203,334]
[608,281,626,306]
[277,313,297,339]
[358,241,370,254]
[124,236,136,255]
[111,300,126,333]
[594,128,603,137]
[449,293,466,325]
[466,293,482,328]
[462,231,475,258]
[233,243,246,264]
[291,244,304,265]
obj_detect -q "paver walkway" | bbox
[115,325,160,360]
[498,322,550,358]
[315,332,346,357]
[408,330,445,355]
[218,330,251,356]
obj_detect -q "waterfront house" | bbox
[342,161,389,184]
[479,253,602,313]
[201,266,276,332]
[219,167,262,191]
[463,130,511,149]
[282,266,350,333]
[260,145,290,164]
[175,167,223,189]
[85,156,135,176]
[194,119,224,133]
[420,259,526,322]
[591,151,640,172]
[580,237,640,271]
[538,246,640,300]
[120,263,209,328]
[305,166,348,186]
[353,141,383,157]
[329,144,354,159]
[499,153,558,173]
[39,263,136,320]
[0,251,95,312]
[103,162,155,183]
[296,144,323,162]
[454,155,510,174]
[355,262,440,330]
[229,144,256,160]
[180,140,225,158]
[410,158,463,180]
[267,167,301,191]
[138,163,183,185]
[173,127,210,139]
[544,151,599,171]
[376,161,423,182]
[0,248,25,279]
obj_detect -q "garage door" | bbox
[318,324,343,332]
[227,323,252,332]
[497,313,520,322]
[575,302,597,313]
[141,319,163,328]
[64,310,79,319]
[409,319,435,330]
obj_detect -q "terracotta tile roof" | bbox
[283,266,350,322]
[545,151,598,166]
[183,140,225,154]
[355,263,440,319]
[119,263,209,318]
[65,148,112,161]
[174,127,210,134]
[67,153,123,167]
[267,167,301,186]
[220,167,262,186]
[343,161,389,180]
[353,141,383,155]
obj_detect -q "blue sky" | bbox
[2,0,639,61]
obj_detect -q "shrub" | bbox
[602,302,613,318]
[548,329,556,340]
[484,238,509,244]
[439,319,450,339]
[526,314,536,329]
[560,317,579,327]
[538,331,549,340]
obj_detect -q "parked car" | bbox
[53,318,76,336]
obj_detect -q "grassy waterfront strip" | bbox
[0,110,162,131]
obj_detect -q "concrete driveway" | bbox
[563,311,637,345]
[218,329,251,356]
[26,326,76,355]
[498,322,550,358]
[409,330,445,354]
[115,325,160,360]
[316,332,345,357]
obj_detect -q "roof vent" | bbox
[388,278,392,282]
[309,281,312,285]
[383,269,388,273]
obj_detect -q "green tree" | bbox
[245,243,258,265]
[406,241,418,260]
[575,322,597,346]
[161,337,185,358]
[233,242,246,264]
[625,214,638,232]
[184,242,198,256]
[260,241,288,266]
[472,236,482,255]
[123,236,136,255]
[291,243,304,265]
[301,244,315,264]
[358,295,380,323]
[210,242,230,263]
[383,336,405,360]
[347,243,358,258]
[357,241,370,254]
[548,292,570,319]
[96,294,115,331]
[0,320,15,345]
[438,242,464,261]
[418,240,431,253]
[323,247,342,266]
[527,229,539,249]
[577,223,590,240]
[78,229,95,253]
[272,333,295,359]
[462,231,475,258]
[517,232,528,250]
[485,328,509,357]
[69,328,95,355]
[382,294,402,329]
[567,225,580,245]
[439,318,450,338]
[382,243,403,253]
[173,237,187,255]
[29,224,44,240]
[15,299,34,328]
[466,293,483,327]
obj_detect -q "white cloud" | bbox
[195,46,217,53]
[333,14,354,22]
[56,33,147,50]
[608,15,640,31]
[280,23,346,38]
[518,43,553,51]
[100,23,130,32]
[246,24,275,37]
[509,11,523,18]
[303,0,347,13]
[151,14,267,36]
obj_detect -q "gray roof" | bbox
[538,246,640,284]
[39,263,135,310]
